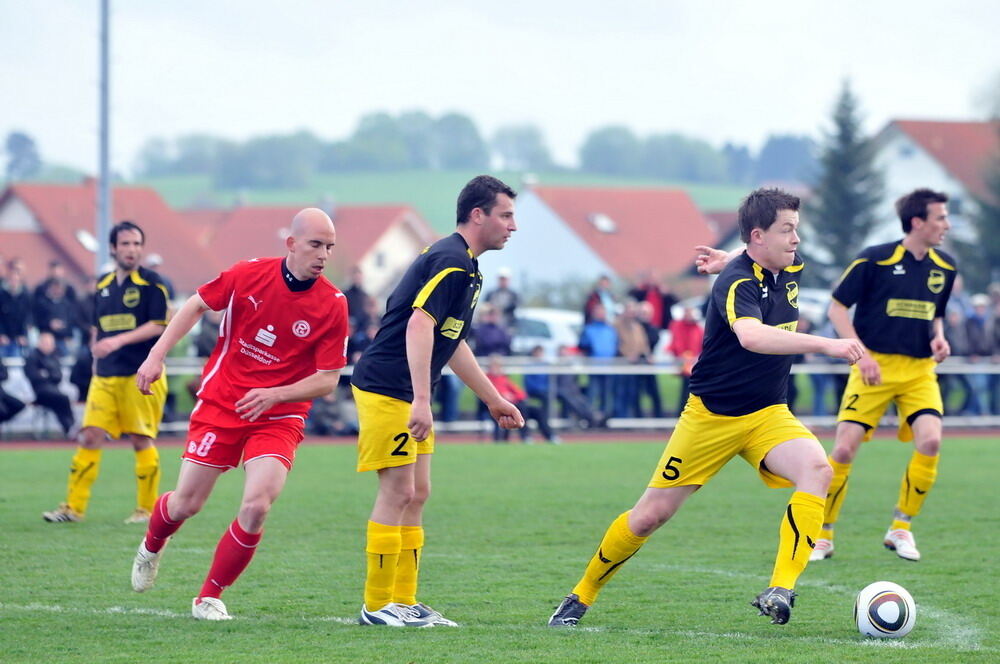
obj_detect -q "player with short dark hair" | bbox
[43,221,170,524]
[548,188,864,628]
[129,208,349,620]
[811,188,956,563]
[351,175,524,627]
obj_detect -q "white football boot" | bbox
[358,603,432,627]
[809,538,834,561]
[131,539,168,592]
[192,597,233,620]
[883,528,920,561]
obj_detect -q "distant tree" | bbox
[639,133,727,183]
[173,134,223,174]
[213,131,323,189]
[398,110,436,169]
[754,134,816,184]
[134,137,173,177]
[579,125,641,176]
[433,113,489,169]
[801,81,884,286]
[346,112,411,171]
[5,131,42,180]
[722,142,755,185]
[492,124,554,172]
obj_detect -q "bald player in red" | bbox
[129,208,349,620]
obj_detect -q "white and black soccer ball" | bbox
[854,581,916,638]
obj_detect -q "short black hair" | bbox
[456,175,516,225]
[110,220,145,246]
[737,188,800,243]
[895,188,948,233]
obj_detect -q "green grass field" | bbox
[139,170,748,233]
[1,437,996,663]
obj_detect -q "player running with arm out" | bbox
[548,188,863,628]
[129,208,349,620]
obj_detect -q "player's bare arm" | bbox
[92,320,166,360]
[136,293,211,394]
[448,341,525,430]
[694,245,742,275]
[406,308,436,442]
[930,317,950,362]
[235,369,342,422]
[827,299,881,385]
[732,318,864,363]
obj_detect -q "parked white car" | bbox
[510,307,583,357]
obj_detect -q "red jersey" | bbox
[195,257,348,424]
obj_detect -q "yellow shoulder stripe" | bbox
[876,244,906,265]
[928,249,955,271]
[130,271,151,286]
[155,283,170,302]
[96,272,115,289]
[783,262,804,273]
[726,278,752,326]
[751,263,764,282]
[413,267,464,309]
[836,258,868,284]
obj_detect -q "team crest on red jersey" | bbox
[292,320,311,338]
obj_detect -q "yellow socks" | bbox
[896,451,938,521]
[572,511,649,606]
[364,520,401,610]
[66,447,102,515]
[770,492,824,590]
[393,526,424,606]
[134,446,160,512]
[821,456,852,538]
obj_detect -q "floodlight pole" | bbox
[96,0,111,272]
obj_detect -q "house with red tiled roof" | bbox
[186,204,437,297]
[872,119,1000,243]
[0,180,221,293]
[476,185,716,296]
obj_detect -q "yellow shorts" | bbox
[353,386,435,472]
[648,395,816,490]
[836,351,942,442]
[82,373,167,439]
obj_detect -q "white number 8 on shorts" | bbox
[187,432,217,457]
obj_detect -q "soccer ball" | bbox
[854,581,916,638]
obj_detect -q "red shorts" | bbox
[182,401,306,471]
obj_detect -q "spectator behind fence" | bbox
[524,344,603,429]
[629,271,664,329]
[344,266,370,329]
[667,305,704,414]
[472,305,512,357]
[943,307,976,415]
[579,302,618,416]
[1,266,32,357]
[486,354,557,443]
[966,294,993,415]
[33,261,79,355]
[584,275,617,324]
[613,300,651,418]
[485,267,519,331]
[25,331,76,437]
[0,354,27,426]
[636,301,664,418]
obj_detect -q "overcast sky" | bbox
[3,0,997,176]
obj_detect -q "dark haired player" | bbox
[811,189,956,563]
[352,175,525,627]
[44,221,170,524]
[129,208,349,620]
[548,188,864,628]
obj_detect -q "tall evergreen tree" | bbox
[801,81,884,287]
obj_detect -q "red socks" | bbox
[198,520,262,600]
[144,492,182,553]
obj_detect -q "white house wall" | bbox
[0,196,42,231]
[872,128,975,245]
[362,222,430,297]
[477,189,612,291]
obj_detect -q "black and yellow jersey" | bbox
[352,233,483,402]
[93,267,170,377]
[832,241,956,359]
[689,251,803,416]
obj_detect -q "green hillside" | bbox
[137,171,747,234]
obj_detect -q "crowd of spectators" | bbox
[5,258,1000,441]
